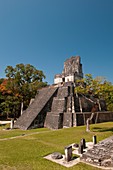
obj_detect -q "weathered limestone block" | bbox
[45,112,63,129]
[67,96,72,112]
[93,135,97,145]
[101,159,111,167]
[51,152,63,159]
[65,145,72,162]
[57,86,70,98]
[62,56,83,76]
[10,119,14,129]
[63,112,73,127]
[72,113,77,127]
[81,136,113,167]
[78,141,83,154]
[81,138,86,149]
[54,56,83,84]
[73,143,79,148]
[51,98,66,112]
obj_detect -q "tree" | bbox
[76,74,113,132]
[0,64,47,118]
[76,74,113,111]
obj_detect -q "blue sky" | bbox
[0,0,113,84]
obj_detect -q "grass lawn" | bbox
[0,122,113,170]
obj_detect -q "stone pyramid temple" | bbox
[14,56,113,130]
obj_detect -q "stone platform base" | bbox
[44,154,80,168]
[81,136,113,169]
[44,139,113,169]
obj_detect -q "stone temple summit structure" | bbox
[14,56,113,130]
[54,56,83,84]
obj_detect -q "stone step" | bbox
[51,98,66,112]
[14,86,58,130]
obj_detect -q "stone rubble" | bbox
[81,136,113,168]
[45,136,113,169]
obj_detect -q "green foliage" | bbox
[76,74,113,111]
[0,95,20,118]
[0,64,47,118]
[0,78,4,84]
[5,64,46,84]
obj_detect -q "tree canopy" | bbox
[0,64,47,118]
[76,74,113,111]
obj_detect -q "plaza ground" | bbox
[0,122,113,170]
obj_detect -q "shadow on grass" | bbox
[72,155,79,160]
[92,127,113,132]
[0,124,6,127]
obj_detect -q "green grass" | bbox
[0,122,113,170]
[0,123,50,139]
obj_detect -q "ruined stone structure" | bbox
[45,83,75,129]
[14,86,58,130]
[14,56,113,130]
[54,56,83,84]
[81,136,113,168]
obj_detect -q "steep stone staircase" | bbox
[14,86,58,130]
[45,86,73,129]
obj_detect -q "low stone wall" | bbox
[75,111,113,126]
